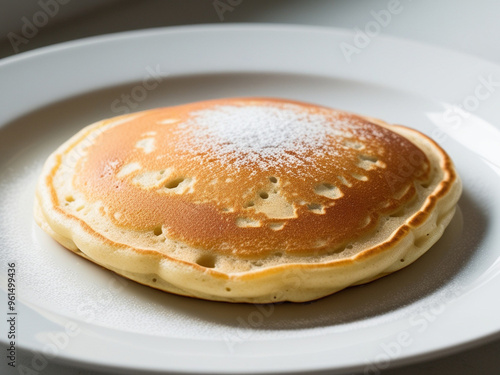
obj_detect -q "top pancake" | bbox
[64,98,430,259]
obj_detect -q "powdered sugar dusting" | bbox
[176,104,354,170]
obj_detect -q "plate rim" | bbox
[2,23,500,374]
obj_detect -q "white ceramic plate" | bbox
[1,25,500,374]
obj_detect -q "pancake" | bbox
[34,98,461,303]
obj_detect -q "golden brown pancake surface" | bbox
[35,98,461,302]
[76,98,430,257]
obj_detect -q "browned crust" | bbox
[39,103,459,282]
[57,98,433,258]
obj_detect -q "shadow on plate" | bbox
[126,194,484,330]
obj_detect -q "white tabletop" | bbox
[1,1,499,374]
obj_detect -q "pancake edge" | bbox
[34,115,462,303]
